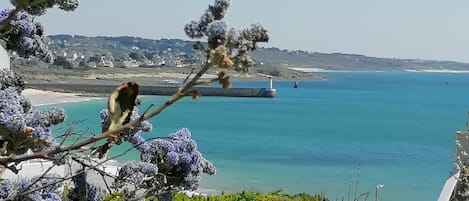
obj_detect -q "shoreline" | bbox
[290,67,469,73]
[22,89,103,106]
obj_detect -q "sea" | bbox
[46,71,469,201]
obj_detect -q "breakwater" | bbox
[26,83,276,98]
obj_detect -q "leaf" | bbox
[105,82,139,134]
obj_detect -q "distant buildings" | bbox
[10,35,210,69]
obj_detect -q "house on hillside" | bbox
[122,60,139,68]
[99,55,114,68]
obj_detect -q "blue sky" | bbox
[2,0,469,62]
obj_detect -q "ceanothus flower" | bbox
[133,128,216,191]
[168,127,191,140]
[0,69,26,92]
[0,180,13,199]
[0,10,54,62]
[184,0,230,39]
[10,0,79,15]
[184,20,204,39]
[41,192,61,201]
[0,72,66,154]
[207,20,227,39]
[16,174,63,201]
[115,161,159,189]
[165,151,179,166]
[130,133,151,153]
[25,108,66,127]
[3,113,26,134]
[209,0,230,20]
[151,138,175,153]
[31,126,56,147]
[56,0,80,11]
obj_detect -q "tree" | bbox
[128,51,145,61]
[0,0,269,200]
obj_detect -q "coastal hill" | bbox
[252,48,469,71]
[45,34,469,72]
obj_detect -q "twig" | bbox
[57,123,76,147]
[16,156,64,197]
[194,78,219,86]
[182,67,196,85]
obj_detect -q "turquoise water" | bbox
[49,72,469,201]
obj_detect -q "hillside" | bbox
[46,34,469,71]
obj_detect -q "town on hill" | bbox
[11,34,469,83]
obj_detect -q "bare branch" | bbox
[194,77,219,86]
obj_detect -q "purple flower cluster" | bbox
[184,0,231,39]
[224,23,269,71]
[1,0,79,63]
[16,174,62,201]
[9,0,79,15]
[130,128,216,191]
[0,69,25,91]
[115,161,159,189]
[0,9,53,62]
[56,0,80,12]
[235,23,270,51]
[0,70,66,154]
[207,20,228,43]
[183,0,269,71]
[0,180,13,199]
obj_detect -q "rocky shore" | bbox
[15,66,323,85]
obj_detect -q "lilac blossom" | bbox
[9,0,79,15]
[0,71,66,154]
[184,20,204,39]
[0,180,13,199]
[134,128,216,191]
[209,0,230,20]
[130,133,151,153]
[207,20,228,47]
[56,0,79,11]
[0,10,53,62]
[1,0,79,62]
[0,69,25,91]
[115,161,159,189]
[16,174,63,201]
[184,0,230,39]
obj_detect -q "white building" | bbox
[0,46,10,70]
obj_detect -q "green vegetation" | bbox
[172,190,329,201]
[46,34,469,71]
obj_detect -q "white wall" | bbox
[0,46,10,70]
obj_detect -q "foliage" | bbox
[0,69,65,159]
[103,191,125,201]
[0,0,78,62]
[172,190,329,201]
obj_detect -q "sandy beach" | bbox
[22,88,103,106]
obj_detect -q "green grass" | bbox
[172,190,329,201]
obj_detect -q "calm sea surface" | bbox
[49,72,469,201]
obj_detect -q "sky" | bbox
[2,0,469,63]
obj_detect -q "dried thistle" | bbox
[217,69,231,89]
[211,46,233,69]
